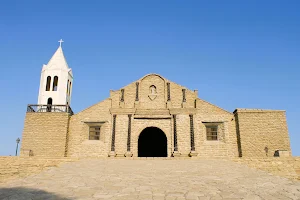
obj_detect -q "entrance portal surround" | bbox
[131,119,172,157]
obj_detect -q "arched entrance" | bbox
[138,127,167,157]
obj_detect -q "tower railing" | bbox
[27,104,74,115]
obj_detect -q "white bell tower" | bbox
[37,39,73,106]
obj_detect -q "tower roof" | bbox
[46,42,69,70]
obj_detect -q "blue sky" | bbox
[0,1,299,156]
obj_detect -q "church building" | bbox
[20,41,292,158]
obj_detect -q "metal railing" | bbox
[27,104,74,115]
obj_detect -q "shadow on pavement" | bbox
[0,187,72,200]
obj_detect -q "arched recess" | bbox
[53,76,58,91]
[138,127,167,157]
[47,98,52,105]
[47,98,53,112]
[45,76,51,91]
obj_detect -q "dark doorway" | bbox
[47,98,53,112]
[138,127,167,157]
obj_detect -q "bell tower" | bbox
[37,39,73,106]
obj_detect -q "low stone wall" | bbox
[232,157,300,180]
[0,157,75,183]
[1,156,299,183]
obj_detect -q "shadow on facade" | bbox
[235,115,243,157]
[0,187,71,200]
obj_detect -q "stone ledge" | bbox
[169,108,197,115]
[233,108,286,113]
[134,115,171,119]
[135,109,170,115]
[110,108,136,114]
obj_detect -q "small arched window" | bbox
[69,81,72,96]
[45,76,51,91]
[53,76,58,91]
[47,98,53,105]
[47,98,53,112]
[66,80,69,94]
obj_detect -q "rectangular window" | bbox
[89,126,100,140]
[206,126,218,141]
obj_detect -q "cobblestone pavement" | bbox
[0,159,300,200]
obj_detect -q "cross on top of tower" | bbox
[58,39,64,47]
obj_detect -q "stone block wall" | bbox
[21,112,70,157]
[176,114,191,156]
[0,157,19,182]
[110,74,198,110]
[67,74,242,158]
[232,157,300,180]
[67,99,112,157]
[62,74,292,159]
[0,157,74,183]
[114,114,129,156]
[234,109,291,158]
[193,99,239,158]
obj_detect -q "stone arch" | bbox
[140,73,166,82]
[131,119,172,157]
[138,126,168,157]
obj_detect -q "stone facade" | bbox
[21,73,292,159]
[234,109,291,158]
[21,112,70,157]
[65,74,241,158]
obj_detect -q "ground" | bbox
[0,159,299,200]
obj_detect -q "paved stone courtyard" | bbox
[0,159,299,200]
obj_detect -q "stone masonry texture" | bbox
[66,74,242,158]
[234,109,291,158]
[21,74,292,159]
[0,157,76,183]
[2,73,298,198]
[21,112,70,157]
